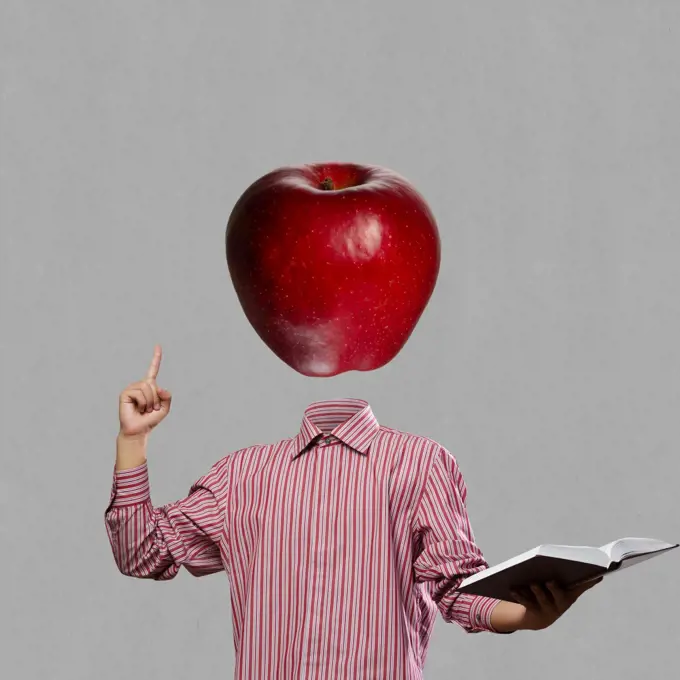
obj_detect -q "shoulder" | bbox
[193,443,271,492]
[218,438,296,474]
[375,426,456,482]
[378,426,466,483]
[377,425,448,461]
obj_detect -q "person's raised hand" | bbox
[118,345,172,438]
[510,577,602,631]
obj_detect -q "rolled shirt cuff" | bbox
[108,463,151,509]
[469,595,503,633]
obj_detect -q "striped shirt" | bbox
[105,398,501,679]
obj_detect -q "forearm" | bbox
[106,445,225,580]
[116,432,148,471]
[106,501,177,579]
[489,600,530,633]
[105,462,180,580]
[109,433,181,579]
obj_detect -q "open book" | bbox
[457,537,678,602]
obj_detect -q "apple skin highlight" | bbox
[225,163,441,377]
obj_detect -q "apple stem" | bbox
[320,177,334,190]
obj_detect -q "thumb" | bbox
[157,387,172,404]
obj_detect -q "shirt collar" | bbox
[292,398,379,458]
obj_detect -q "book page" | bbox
[539,544,610,567]
[614,551,674,572]
[600,537,677,563]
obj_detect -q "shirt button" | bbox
[325,437,333,444]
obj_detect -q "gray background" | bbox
[1,1,679,678]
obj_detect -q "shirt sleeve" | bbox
[104,459,229,580]
[412,445,502,634]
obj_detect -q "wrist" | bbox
[116,431,149,471]
[117,430,149,444]
[490,600,532,633]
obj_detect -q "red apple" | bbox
[225,162,441,377]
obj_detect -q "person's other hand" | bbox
[511,577,602,631]
[118,345,172,438]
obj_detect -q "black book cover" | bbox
[456,555,609,602]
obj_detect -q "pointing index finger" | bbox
[147,344,162,380]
